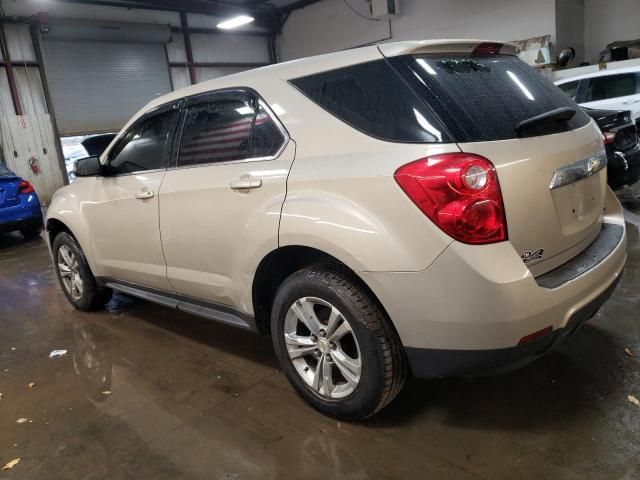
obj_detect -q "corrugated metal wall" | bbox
[0,1,271,204]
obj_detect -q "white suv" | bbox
[46,40,627,419]
[555,67,640,122]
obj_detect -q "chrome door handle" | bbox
[230,177,262,190]
[135,190,154,200]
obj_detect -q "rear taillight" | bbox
[18,180,35,194]
[394,153,507,244]
[603,131,616,145]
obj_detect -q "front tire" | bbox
[271,265,407,420]
[52,232,110,311]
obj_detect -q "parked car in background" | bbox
[45,40,627,419]
[0,164,43,239]
[63,133,117,181]
[555,68,640,125]
[584,108,640,190]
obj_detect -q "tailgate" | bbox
[459,122,606,275]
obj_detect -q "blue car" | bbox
[0,164,43,239]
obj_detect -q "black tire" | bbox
[20,223,42,239]
[52,232,111,311]
[271,264,407,420]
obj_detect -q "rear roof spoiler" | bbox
[378,40,518,58]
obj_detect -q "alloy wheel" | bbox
[57,245,83,300]
[284,297,362,399]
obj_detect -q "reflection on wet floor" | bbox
[0,193,639,478]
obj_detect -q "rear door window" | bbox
[585,73,638,101]
[389,54,591,142]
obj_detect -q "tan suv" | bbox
[46,40,627,419]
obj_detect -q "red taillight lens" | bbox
[18,180,35,194]
[394,153,507,244]
[603,131,616,145]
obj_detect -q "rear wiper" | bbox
[515,107,576,136]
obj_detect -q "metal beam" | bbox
[180,12,197,85]
[278,0,323,14]
[0,24,23,116]
[170,26,270,37]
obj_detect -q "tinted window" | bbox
[558,80,580,99]
[586,74,638,101]
[250,105,286,158]
[179,98,254,166]
[0,164,14,177]
[290,60,450,143]
[108,109,179,174]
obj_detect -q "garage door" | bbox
[40,19,173,135]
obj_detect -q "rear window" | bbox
[291,55,590,144]
[0,164,14,177]
[389,54,591,142]
[290,60,451,143]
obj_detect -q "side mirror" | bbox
[75,156,103,177]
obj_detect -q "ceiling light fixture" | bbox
[217,15,254,30]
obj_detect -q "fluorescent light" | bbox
[217,15,254,30]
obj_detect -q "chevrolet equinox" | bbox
[46,40,627,419]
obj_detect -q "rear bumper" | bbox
[0,197,43,233]
[405,272,621,378]
[359,190,626,379]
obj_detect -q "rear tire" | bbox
[52,232,111,311]
[271,264,407,420]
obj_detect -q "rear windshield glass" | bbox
[0,164,14,177]
[390,54,590,142]
[290,60,451,143]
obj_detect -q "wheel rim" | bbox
[284,297,362,399]
[57,245,83,301]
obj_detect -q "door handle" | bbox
[135,190,154,200]
[230,177,262,190]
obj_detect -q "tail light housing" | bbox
[394,153,507,244]
[18,180,35,194]
[602,131,616,145]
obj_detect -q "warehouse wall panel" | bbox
[0,113,65,204]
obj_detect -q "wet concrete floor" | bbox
[0,198,639,479]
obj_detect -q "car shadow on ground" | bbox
[0,231,44,251]
[369,323,631,430]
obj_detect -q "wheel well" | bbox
[252,246,383,335]
[46,218,73,246]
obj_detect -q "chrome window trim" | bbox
[549,149,607,190]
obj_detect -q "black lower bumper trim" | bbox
[0,217,43,234]
[406,273,622,379]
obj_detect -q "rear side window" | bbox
[290,61,450,143]
[179,99,253,167]
[108,109,179,175]
[586,73,638,101]
[178,98,285,167]
[558,80,580,99]
[389,54,591,142]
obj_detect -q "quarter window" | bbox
[586,74,638,102]
[107,109,179,175]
